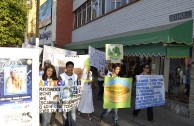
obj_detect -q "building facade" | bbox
[63,0,194,118]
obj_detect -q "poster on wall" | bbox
[0,48,39,126]
[106,44,123,63]
[89,46,108,72]
[103,76,132,109]
[135,75,165,110]
[39,0,52,28]
[39,55,90,112]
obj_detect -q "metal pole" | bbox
[36,0,40,38]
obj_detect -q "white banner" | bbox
[22,43,43,56]
[89,46,108,71]
[0,48,39,126]
[42,45,77,76]
[135,75,165,109]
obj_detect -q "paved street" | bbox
[54,89,194,126]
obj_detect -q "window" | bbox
[168,58,191,104]
[99,0,105,16]
[74,11,78,28]
[92,0,98,20]
[82,4,87,25]
[73,0,138,28]
[106,0,115,13]
[87,0,92,22]
[77,8,82,26]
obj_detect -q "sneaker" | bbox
[149,120,156,124]
[112,123,119,126]
[99,115,103,122]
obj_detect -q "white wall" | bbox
[73,0,87,11]
[72,0,194,43]
[39,0,57,46]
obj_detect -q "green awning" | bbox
[124,43,166,56]
[167,45,191,58]
[64,20,193,50]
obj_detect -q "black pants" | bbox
[98,80,104,98]
[133,107,153,121]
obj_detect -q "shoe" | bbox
[100,115,103,122]
[112,122,119,126]
[132,114,135,118]
[149,120,156,124]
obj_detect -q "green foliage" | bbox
[0,0,27,46]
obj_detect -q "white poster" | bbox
[106,44,123,63]
[42,45,77,76]
[89,46,108,71]
[0,48,39,126]
[39,55,90,113]
[22,43,43,56]
[135,75,165,109]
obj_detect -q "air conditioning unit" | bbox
[26,0,32,9]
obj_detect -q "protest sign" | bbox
[106,44,123,63]
[135,75,165,109]
[39,55,90,112]
[103,76,132,109]
[22,43,43,56]
[89,46,108,71]
[0,48,39,126]
[39,80,82,113]
[42,45,77,76]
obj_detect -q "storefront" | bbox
[64,19,193,117]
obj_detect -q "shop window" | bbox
[168,58,191,104]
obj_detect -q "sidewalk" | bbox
[54,89,194,126]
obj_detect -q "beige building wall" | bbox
[26,0,47,40]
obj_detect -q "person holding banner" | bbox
[40,64,58,126]
[132,63,155,123]
[100,64,121,126]
[78,65,94,121]
[59,61,78,126]
[97,70,104,100]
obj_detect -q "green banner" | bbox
[103,76,132,109]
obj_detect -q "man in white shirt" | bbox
[59,61,78,126]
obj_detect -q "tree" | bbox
[0,0,27,47]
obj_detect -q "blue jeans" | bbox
[101,108,118,123]
[41,113,52,126]
[63,109,77,126]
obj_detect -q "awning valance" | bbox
[64,20,193,50]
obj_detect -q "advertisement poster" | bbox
[0,48,39,126]
[39,0,52,28]
[39,55,90,112]
[89,46,108,72]
[103,76,132,109]
[135,75,165,110]
[106,44,123,63]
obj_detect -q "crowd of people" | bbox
[39,56,155,126]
